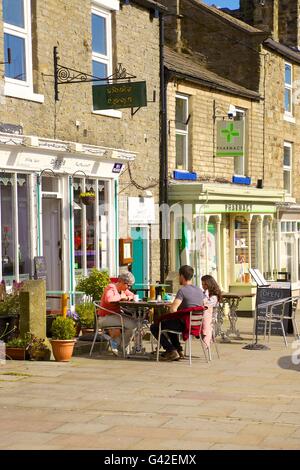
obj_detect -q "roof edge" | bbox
[121,0,168,13]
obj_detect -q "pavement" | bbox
[0,318,300,450]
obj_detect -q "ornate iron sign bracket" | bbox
[53,47,136,101]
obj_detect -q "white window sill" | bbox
[92,109,122,119]
[4,83,44,103]
[283,113,296,124]
[92,0,119,11]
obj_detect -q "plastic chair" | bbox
[89,302,126,358]
[156,307,208,365]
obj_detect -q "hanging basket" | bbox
[79,193,95,206]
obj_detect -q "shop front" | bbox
[168,182,286,313]
[0,133,135,295]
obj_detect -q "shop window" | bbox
[233,216,249,283]
[175,94,189,170]
[284,63,293,116]
[0,173,31,284]
[263,218,273,280]
[283,142,292,195]
[91,5,112,109]
[73,178,108,280]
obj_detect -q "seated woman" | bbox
[201,275,222,348]
[99,272,137,356]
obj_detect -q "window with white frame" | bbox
[233,109,246,176]
[2,0,34,90]
[91,4,112,109]
[284,63,293,115]
[175,94,189,170]
[283,142,292,195]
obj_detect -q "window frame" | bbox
[283,142,292,196]
[284,62,293,117]
[233,108,246,177]
[175,93,189,170]
[3,0,44,102]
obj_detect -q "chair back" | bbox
[190,311,204,326]
[282,296,300,318]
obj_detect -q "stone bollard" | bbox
[19,280,46,339]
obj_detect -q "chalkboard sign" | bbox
[256,283,292,335]
[34,256,47,281]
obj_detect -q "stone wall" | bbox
[0,1,161,280]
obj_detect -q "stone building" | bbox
[0,0,165,295]
[160,0,300,304]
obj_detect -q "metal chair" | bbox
[263,296,300,347]
[254,298,291,348]
[89,302,126,358]
[156,307,208,365]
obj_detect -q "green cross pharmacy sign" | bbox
[216,120,244,157]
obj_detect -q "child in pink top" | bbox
[201,275,222,348]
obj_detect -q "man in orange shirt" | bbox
[99,272,137,355]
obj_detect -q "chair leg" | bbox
[268,319,272,343]
[292,318,300,340]
[121,326,126,359]
[189,335,192,366]
[156,326,161,362]
[281,321,288,348]
[89,328,98,356]
[263,317,267,340]
[199,337,209,364]
[212,333,220,359]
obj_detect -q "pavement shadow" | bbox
[277,355,300,372]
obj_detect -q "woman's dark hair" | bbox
[179,265,194,281]
[201,275,222,303]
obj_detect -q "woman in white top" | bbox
[201,275,222,348]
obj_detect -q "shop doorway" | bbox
[42,198,62,291]
[131,227,149,287]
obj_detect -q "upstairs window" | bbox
[92,5,112,109]
[283,142,292,195]
[3,0,30,83]
[175,94,189,170]
[284,63,293,116]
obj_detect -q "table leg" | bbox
[226,299,243,339]
[128,307,150,358]
[216,303,231,343]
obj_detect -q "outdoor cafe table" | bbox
[119,300,170,358]
[216,292,255,342]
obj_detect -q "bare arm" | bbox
[169,298,182,313]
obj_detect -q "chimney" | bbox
[159,0,182,52]
[278,0,300,48]
[240,0,279,41]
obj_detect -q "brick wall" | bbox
[0,0,161,280]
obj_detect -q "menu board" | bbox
[34,256,47,281]
[256,283,292,335]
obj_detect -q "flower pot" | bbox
[80,196,95,206]
[81,327,94,336]
[6,347,26,360]
[50,339,76,362]
[30,349,51,361]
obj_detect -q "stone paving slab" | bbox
[0,318,300,450]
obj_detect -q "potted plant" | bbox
[76,302,95,335]
[79,191,96,206]
[0,291,21,342]
[76,268,110,301]
[6,337,29,360]
[27,334,51,361]
[50,316,76,362]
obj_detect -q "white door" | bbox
[42,198,62,291]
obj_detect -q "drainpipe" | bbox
[159,12,168,282]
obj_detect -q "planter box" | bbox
[6,347,26,360]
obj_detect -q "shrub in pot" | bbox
[0,292,21,342]
[76,302,95,334]
[27,334,51,361]
[76,268,110,301]
[50,316,76,362]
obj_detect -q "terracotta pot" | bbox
[6,347,26,360]
[50,339,76,362]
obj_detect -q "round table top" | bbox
[119,300,171,308]
[222,292,255,299]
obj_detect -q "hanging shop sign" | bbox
[128,197,155,224]
[216,120,244,157]
[92,81,147,110]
